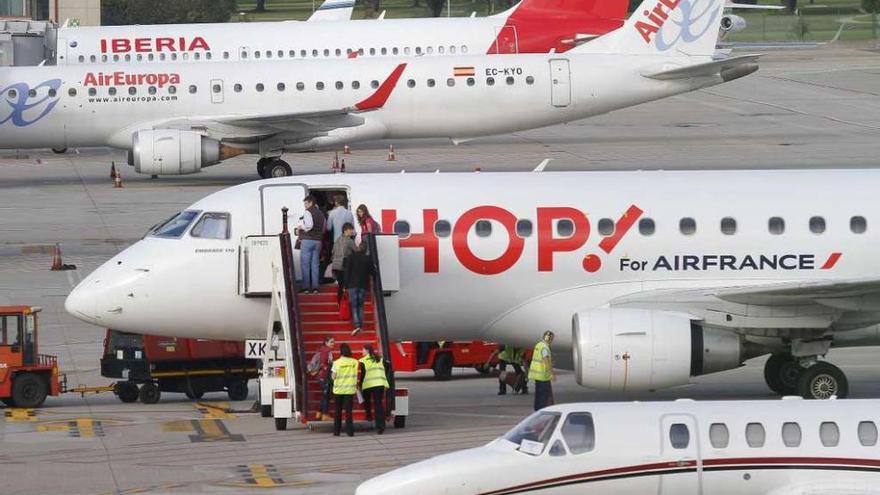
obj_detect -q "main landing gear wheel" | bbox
[797,362,848,400]
[764,354,800,395]
[52,147,67,154]
[257,158,292,179]
[256,157,272,178]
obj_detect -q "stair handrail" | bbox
[366,233,396,413]
[279,207,308,419]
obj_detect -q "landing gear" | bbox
[52,147,67,154]
[797,362,848,400]
[763,354,800,395]
[257,157,292,179]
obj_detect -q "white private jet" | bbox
[0,0,756,178]
[54,0,625,66]
[357,398,880,495]
[67,169,880,400]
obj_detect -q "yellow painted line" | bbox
[199,419,225,438]
[249,464,277,488]
[4,408,36,422]
[161,420,194,433]
[196,402,235,419]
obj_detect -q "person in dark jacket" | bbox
[331,223,356,303]
[344,242,374,335]
[295,194,326,294]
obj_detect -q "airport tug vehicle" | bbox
[0,306,63,408]
[246,208,408,430]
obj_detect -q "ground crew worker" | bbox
[332,343,359,436]
[528,331,555,411]
[487,344,528,395]
[359,344,390,434]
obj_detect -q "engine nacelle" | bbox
[572,308,745,392]
[131,130,221,175]
[720,14,747,34]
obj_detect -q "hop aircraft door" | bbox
[210,79,224,104]
[660,414,702,495]
[549,59,571,107]
[260,183,309,279]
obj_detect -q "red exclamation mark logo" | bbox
[582,205,644,273]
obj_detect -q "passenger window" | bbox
[820,422,840,447]
[301,50,307,57]
[506,76,515,85]
[336,81,344,90]
[278,50,284,58]
[170,53,177,61]
[223,52,229,59]
[746,423,766,447]
[475,220,492,238]
[858,421,878,446]
[242,50,249,59]
[516,219,533,238]
[407,79,416,88]
[768,216,785,235]
[598,218,614,236]
[212,84,222,94]
[851,216,867,234]
[7,88,16,98]
[192,53,199,60]
[404,47,411,55]
[190,212,231,240]
[48,88,56,97]
[427,46,433,54]
[125,54,132,61]
[312,49,318,57]
[487,77,495,86]
[371,80,380,89]
[427,79,436,88]
[234,84,242,93]
[296,82,305,91]
[289,50,295,57]
[68,88,77,97]
[108,87,117,96]
[352,81,360,90]
[450,45,456,54]
[393,220,411,237]
[316,82,325,90]
[277,83,286,92]
[151,210,201,238]
[434,220,451,238]
[561,413,595,454]
[392,47,399,55]
[638,218,655,236]
[189,85,197,94]
[168,86,177,95]
[709,423,729,448]
[809,216,826,234]
[148,86,157,95]
[461,45,468,53]
[88,88,96,96]
[447,78,455,87]
[102,54,109,62]
[28,89,35,97]
[781,422,802,447]
[181,53,187,60]
[557,219,574,237]
[256,83,265,92]
[158,54,164,61]
[526,76,535,85]
[680,217,696,236]
[669,424,690,449]
[90,55,96,62]
[721,217,737,235]
[381,47,387,55]
[467,77,475,87]
[78,55,85,62]
[128,87,137,96]
[415,46,422,55]
[206,52,212,60]
[548,439,566,457]
[438,46,444,54]
[113,54,120,61]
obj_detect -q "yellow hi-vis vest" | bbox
[528,341,552,382]
[499,347,523,363]
[359,356,389,390]
[332,356,359,395]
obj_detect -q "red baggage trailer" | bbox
[390,341,500,380]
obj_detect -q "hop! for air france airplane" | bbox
[67,169,880,400]
[358,399,880,495]
[0,0,756,178]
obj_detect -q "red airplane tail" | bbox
[488,0,628,54]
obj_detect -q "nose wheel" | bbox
[257,157,292,179]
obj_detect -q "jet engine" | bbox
[572,308,746,392]
[130,130,222,175]
[720,14,747,34]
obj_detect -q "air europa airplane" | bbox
[54,0,625,66]
[357,398,880,495]
[66,169,880,400]
[0,0,756,179]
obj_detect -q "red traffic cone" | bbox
[387,144,396,162]
[343,145,351,155]
[114,170,123,188]
[50,243,63,271]
[110,161,116,179]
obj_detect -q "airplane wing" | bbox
[307,0,355,21]
[157,63,406,139]
[642,54,760,81]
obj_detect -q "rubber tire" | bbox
[12,373,48,409]
[260,405,272,418]
[797,362,848,399]
[227,379,249,401]
[394,415,406,429]
[184,389,205,400]
[275,417,287,431]
[1,397,16,407]
[138,382,161,404]
[432,352,453,381]
[115,381,139,403]
[265,158,292,178]
[764,354,800,395]
[52,147,67,154]
[256,157,272,178]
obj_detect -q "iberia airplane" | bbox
[358,398,880,494]
[54,0,625,66]
[0,0,756,178]
[66,169,880,400]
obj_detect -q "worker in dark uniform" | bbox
[332,343,359,436]
[358,344,390,434]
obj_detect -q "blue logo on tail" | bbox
[1,79,62,127]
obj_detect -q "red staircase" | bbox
[298,285,378,423]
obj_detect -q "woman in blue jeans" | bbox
[296,195,326,293]
[343,241,373,335]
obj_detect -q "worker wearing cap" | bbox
[528,331,555,411]
[358,344,390,434]
[487,344,528,395]
[332,343,359,436]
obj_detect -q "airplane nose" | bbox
[65,279,99,324]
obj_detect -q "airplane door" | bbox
[549,59,571,107]
[660,414,702,495]
[493,26,518,54]
[260,183,309,279]
[56,38,68,64]
[210,79,224,104]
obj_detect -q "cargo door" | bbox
[549,59,571,107]
[210,79,224,104]
[493,25,518,54]
[660,414,701,495]
[259,183,309,281]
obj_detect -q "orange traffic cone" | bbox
[387,144,396,161]
[474,167,482,173]
[110,161,116,179]
[343,145,351,155]
[113,170,123,188]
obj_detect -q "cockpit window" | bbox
[190,212,231,240]
[561,412,596,454]
[150,210,200,238]
[503,411,561,455]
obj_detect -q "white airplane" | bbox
[66,168,880,400]
[54,0,625,66]
[0,0,756,178]
[357,398,880,495]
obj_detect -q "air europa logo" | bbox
[100,36,210,54]
[380,205,643,275]
[83,72,181,88]
[635,0,720,50]
[0,79,62,127]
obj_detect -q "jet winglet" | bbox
[354,63,407,111]
[642,55,760,82]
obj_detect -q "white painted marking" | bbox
[533,158,552,172]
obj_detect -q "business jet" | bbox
[54,0,625,66]
[357,398,880,495]
[66,168,880,400]
[0,0,756,178]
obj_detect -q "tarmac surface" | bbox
[1,46,880,494]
